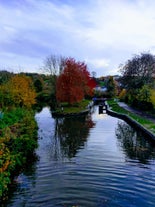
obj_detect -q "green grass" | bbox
[56,99,90,114]
[107,99,155,134]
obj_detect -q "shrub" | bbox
[0,108,38,198]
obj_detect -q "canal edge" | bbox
[106,103,155,142]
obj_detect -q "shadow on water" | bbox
[1,159,38,207]
[49,114,95,159]
[115,121,155,164]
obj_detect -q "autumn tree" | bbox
[150,89,155,107]
[119,89,127,101]
[56,58,94,105]
[87,77,97,95]
[0,75,36,108]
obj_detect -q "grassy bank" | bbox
[54,99,91,114]
[0,107,38,199]
[107,99,155,134]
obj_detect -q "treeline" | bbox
[0,71,53,108]
[1,52,155,112]
[0,63,96,109]
[0,58,119,110]
[119,53,155,111]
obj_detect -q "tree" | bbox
[137,85,151,103]
[119,53,155,107]
[119,89,127,101]
[106,76,117,97]
[87,77,97,95]
[0,75,36,108]
[120,53,155,90]
[0,70,13,85]
[34,79,43,93]
[56,58,93,104]
[150,89,155,107]
[43,54,65,76]
[42,54,66,106]
[91,71,97,78]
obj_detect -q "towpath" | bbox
[118,102,155,124]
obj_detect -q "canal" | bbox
[2,106,155,207]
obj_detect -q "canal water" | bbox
[2,106,155,207]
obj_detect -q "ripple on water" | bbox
[4,106,155,207]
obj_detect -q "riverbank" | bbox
[51,99,93,117]
[0,107,38,200]
[107,99,155,141]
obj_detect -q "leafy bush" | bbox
[0,108,38,198]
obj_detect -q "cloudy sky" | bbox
[1,0,155,76]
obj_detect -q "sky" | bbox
[1,0,155,77]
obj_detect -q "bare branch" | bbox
[42,54,66,76]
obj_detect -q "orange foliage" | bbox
[0,143,11,174]
[6,75,36,107]
[0,160,10,173]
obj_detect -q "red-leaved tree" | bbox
[56,58,95,104]
[87,77,97,94]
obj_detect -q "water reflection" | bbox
[116,121,155,164]
[51,115,95,159]
[1,159,37,207]
[3,107,155,207]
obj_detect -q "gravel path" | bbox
[118,102,155,124]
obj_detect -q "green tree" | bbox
[0,70,13,85]
[106,76,117,97]
[120,53,155,90]
[34,79,43,93]
[119,53,155,107]
[137,85,151,103]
